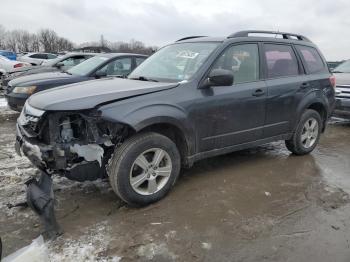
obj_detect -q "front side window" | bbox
[264,44,299,78]
[296,46,326,74]
[67,56,109,76]
[211,44,259,84]
[98,58,132,76]
[129,42,220,82]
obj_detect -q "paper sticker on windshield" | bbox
[176,51,199,59]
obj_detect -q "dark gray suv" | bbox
[16,30,336,207]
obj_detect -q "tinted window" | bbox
[136,57,146,66]
[211,44,259,84]
[296,46,326,74]
[264,44,299,78]
[30,53,47,59]
[67,56,109,76]
[47,54,57,59]
[98,57,132,76]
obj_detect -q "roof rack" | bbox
[176,36,207,42]
[228,30,311,42]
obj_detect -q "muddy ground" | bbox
[1,109,350,261]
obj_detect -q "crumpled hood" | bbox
[9,72,75,87]
[28,78,178,111]
[334,73,350,86]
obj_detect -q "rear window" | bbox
[296,46,326,74]
[264,44,299,78]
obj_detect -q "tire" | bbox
[108,132,181,206]
[285,109,322,155]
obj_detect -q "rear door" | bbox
[262,43,309,138]
[195,43,267,152]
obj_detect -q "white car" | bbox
[0,55,31,74]
[17,52,58,66]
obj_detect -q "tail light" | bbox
[329,75,336,89]
[13,63,24,68]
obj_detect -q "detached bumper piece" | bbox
[26,172,62,239]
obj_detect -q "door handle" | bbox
[300,82,311,89]
[252,89,265,97]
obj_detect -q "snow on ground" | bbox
[48,222,121,262]
[0,97,8,108]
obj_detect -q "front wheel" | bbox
[285,109,322,155]
[108,132,181,206]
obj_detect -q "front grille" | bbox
[336,85,350,99]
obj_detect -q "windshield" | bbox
[67,56,109,76]
[129,42,220,82]
[42,57,61,66]
[333,60,350,73]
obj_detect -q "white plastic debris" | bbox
[70,144,104,166]
[2,235,49,262]
[201,242,212,250]
[264,191,271,197]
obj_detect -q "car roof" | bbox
[96,53,148,58]
[175,30,315,47]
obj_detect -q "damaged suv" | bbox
[16,31,335,207]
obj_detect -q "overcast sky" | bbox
[0,0,348,60]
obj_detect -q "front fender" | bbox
[100,103,196,155]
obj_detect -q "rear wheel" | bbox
[285,109,322,155]
[108,132,181,206]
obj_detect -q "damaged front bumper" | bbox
[15,104,122,182]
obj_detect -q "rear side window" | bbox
[30,53,47,59]
[296,46,326,74]
[264,44,299,78]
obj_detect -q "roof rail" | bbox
[176,36,207,42]
[228,30,311,42]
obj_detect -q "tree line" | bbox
[0,25,157,55]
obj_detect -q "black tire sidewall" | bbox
[294,110,322,154]
[111,133,181,206]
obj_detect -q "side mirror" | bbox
[95,70,107,78]
[55,62,64,68]
[200,69,234,89]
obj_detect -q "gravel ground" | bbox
[1,108,350,261]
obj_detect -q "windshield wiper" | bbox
[332,70,343,73]
[129,76,159,82]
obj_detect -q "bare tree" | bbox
[0,24,6,49]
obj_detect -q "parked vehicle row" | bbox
[14,30,336,207]
[5,53,147,111]
[2,52,96,87]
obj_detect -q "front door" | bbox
[194,43,267,152]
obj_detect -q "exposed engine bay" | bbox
[16,103,128,182]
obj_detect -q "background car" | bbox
[2,52,96,87]
[0,55,31,74]
[5,53,148,111]
[17,52,58,66]
[332,60,350,119]
[328,61,344,71]
[0,50,17,60]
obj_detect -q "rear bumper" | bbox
[333,98,350,119]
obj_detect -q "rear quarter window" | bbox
[296,45,327,74]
